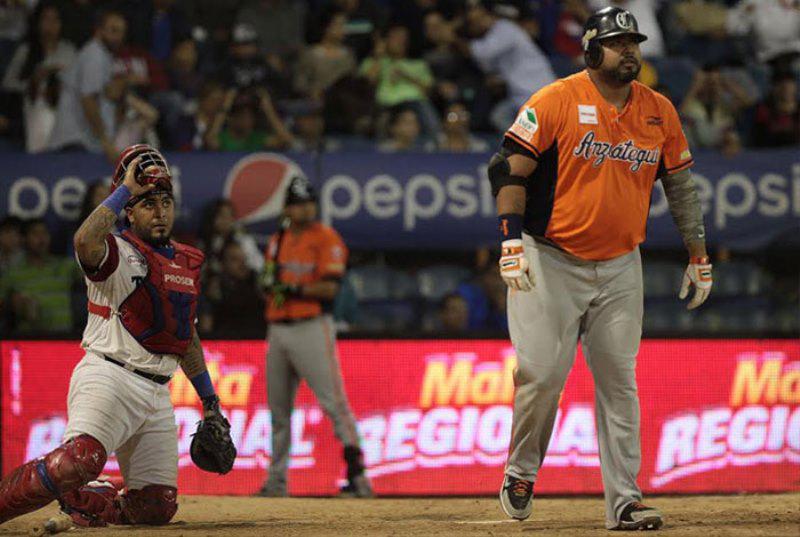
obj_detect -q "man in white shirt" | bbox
[463,0,556,131]
[48,10,126,161]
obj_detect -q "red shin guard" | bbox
[62,484,177,527]
[0,435,106,525]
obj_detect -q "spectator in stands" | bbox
[104,61,160,149]
[0,216,23,275]
[2,3,76,153]
[0,0,31,79]
[119,0,191,62]
[221,22,290,100]
[0,218,78,334]
[752,72,800,147]
[168,79,225,150]
[435,292,470,334]
[553,0,591,64]
[437,102,489,152]
[199,240,265,337]
[726,0,800,73]
[48,9,126,162]
[149,38,202,143]
[291,102,340,152]
[680,65,753,152]
[197,198,265,278]
[315,0,388,61]
[588,0,665,57]
[52,0,96,47]
[378,106,431,152]
[205,89,294,151]
[294,9,356,103]
[457,265,507,332]
[235,0,306,79]
[460,0,556,131]
[391,0,461,58]
[423,10,490,127]
[359,24,440,140]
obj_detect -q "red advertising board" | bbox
[2,339,798,496]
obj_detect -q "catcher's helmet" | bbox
[582,7,647,69]
[284,175,317,206]
[111,144,172,208]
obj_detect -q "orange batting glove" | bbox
[499,239,534,292]
[679,256,712,310]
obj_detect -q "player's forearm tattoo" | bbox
[180,330,208,379]
[73,205,118,268]
[661,169,706,246]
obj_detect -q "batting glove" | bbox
[499,239,534,292]
[679,256,712,310]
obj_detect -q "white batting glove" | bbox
[679,256,713,310]
[499,239,534,292]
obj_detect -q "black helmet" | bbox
[582,7,647,69]
[284,175,317,206]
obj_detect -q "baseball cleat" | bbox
[340,474,374,498]
[613,501,664,531]
[499,475,533,520]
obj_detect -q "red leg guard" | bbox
[60,481,122,527]
[0,435,106,525]
[120,486,177,525]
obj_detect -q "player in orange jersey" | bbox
[490,7,712,531]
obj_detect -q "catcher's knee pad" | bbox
[122,485,177,525]
[46,435,107,493]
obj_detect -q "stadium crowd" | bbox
[0,0,797,337]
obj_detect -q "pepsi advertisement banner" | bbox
[1,149,798,250]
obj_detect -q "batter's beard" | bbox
[611,61,641,84]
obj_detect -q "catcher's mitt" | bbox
[190,409,236,474]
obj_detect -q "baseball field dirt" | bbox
[2,493,798,536]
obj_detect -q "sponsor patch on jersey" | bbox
[646,115,663,126]
[509,107,538,141]
[126,254,145,267]
[680,149,692,161]
[578,104,598,124]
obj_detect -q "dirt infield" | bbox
[2,493,798,536]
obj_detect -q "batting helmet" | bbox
[284,175,317,206]
[582,7,647,69]
[111,144,172,208]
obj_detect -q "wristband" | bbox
[498,213,523,241]
[101,185,131,214]
[689,256,709,264]
[190,370,216,400]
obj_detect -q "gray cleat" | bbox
[613,502,664,531]
[499,475,533,520]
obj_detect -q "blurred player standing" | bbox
[258,176,373,498]
[0,144,235,527]
[489,7,712,530]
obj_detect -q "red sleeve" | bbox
[659,95,694,175]
[316,228,348,280]
[79,234,119,282]
[504,82,565,159]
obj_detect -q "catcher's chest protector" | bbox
[118,230,204,355]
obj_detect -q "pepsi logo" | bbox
[223,153,306,225]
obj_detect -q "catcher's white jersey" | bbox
[77,233,179,376]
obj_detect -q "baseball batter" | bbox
[0,144,235,528]
[258,176,372,498]
[491,7,712,531]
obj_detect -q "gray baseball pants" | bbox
[505,235,644,528]
[265,315,360,491]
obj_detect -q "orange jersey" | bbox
[505,70,693,261]
[264,222,348,322]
